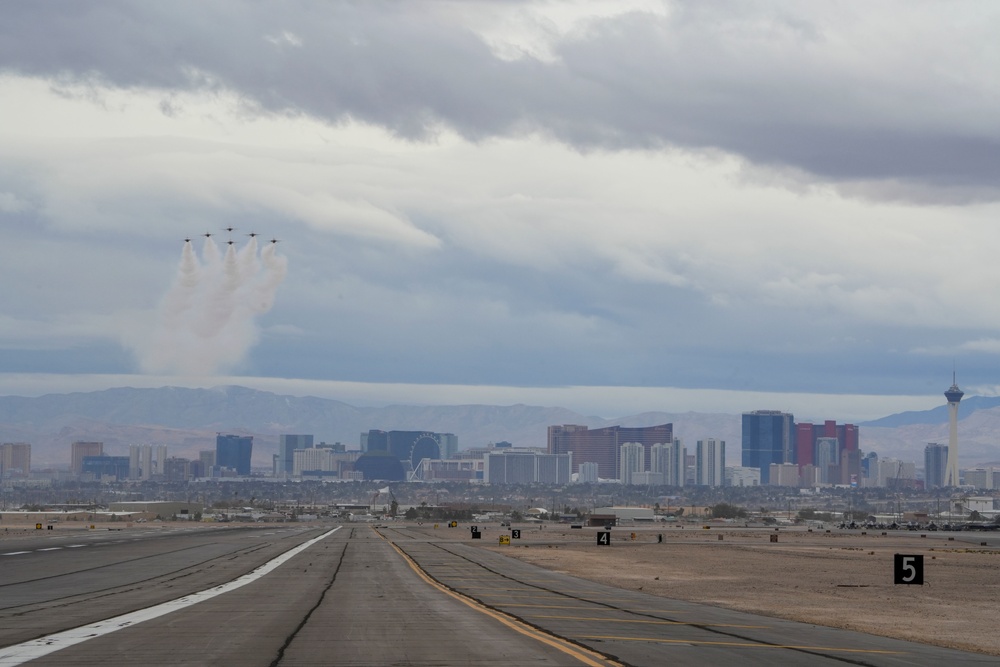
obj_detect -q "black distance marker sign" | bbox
[597,531,611,546]
[894,554,924,585]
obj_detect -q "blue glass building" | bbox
[82,455,130,481]
[741,410,794,484]
[216,434,253,476]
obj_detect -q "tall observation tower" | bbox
[943,373,964,487]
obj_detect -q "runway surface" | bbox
[0,522,994,666]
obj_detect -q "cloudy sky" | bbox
[2,1,999,420]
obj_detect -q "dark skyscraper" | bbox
[924,442,948,490]
[81,455,130,481]
[363,430,444,469]
[216,434,253,475]
[742,410,794,484]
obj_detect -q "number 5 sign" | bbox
[894,554,924,585]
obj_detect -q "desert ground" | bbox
[479,523,1000,657]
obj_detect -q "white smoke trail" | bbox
[160,241,201,321]
[127,236,288,375]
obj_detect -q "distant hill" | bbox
[862,395,1000,428]
[2,386,999,469]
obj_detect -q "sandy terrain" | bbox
[481,524,1000,656]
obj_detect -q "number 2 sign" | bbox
[894,554,924,585]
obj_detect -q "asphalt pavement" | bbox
[0,522,995,666]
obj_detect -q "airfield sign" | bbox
[597,531,611,546]
[894,554,924,585]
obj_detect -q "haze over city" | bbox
[3,3,1000,421]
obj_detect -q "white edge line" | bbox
[0,526,340,666]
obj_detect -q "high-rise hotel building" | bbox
[650,439,686,487]
[741,411,794,485]
[548,423,673,481]
[695,438,725,487]
[0,442,30,477]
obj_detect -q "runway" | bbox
[0,523,994,665]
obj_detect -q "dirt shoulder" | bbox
[476,524,1000,656]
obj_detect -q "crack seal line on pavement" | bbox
[0,527,341,667]
[268,540,349,667]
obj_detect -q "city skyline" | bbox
[4,377,997,472]
[7,382,995,487]
[4,4,1000,423]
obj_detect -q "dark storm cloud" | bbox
[3,2,997,198]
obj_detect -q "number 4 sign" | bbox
[894,554,924,585]
[597,531,611,546]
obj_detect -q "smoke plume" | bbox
[129,237,287,375]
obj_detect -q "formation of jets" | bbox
[183,227,281,245]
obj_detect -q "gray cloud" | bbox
[5,1,1000,416]
[3,2,999,200]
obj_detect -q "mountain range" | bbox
[1,385,998,470]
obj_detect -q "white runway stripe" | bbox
[0,527,340,666]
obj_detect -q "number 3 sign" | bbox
[894,554,924,585]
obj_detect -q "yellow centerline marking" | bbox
[477,594,609,600]
[527,615,767,629]
[497,603,618,609]
[441,585,539,589]
[377,530,622,667]
[577,636,906,655]
[498,603,689,613]
[433,576,501,579]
